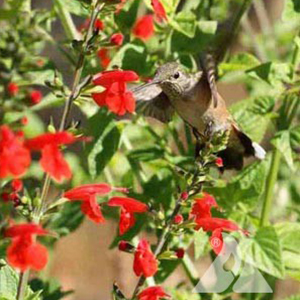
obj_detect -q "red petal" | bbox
[93,70,139,86]
[132,15,154,41]
[108,197,148,213]
[190,193,218,219]
[25,132,77,150]
[151,0,167,22]
[64,183,112,201]
[81,195,105,223]
[92,90,108,107]
[5,223,47,238]
[7,237,48,272]
[195,217,245,233]
[0,126,31,178]
[40,144,72,182]
[11,179,23,192]
[27,242,48,271]
[133,239,158,277]
[210,228,224,255]
[124,91,136,113]
[138,286,170,300]
[119,209,135,235]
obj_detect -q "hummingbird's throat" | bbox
[160,81,183,101]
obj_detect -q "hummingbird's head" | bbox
[153,62,202,100]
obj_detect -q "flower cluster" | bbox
[64,184,148,235]
[132,0,167,41]
[0,126,86,182]
[92,70,139,115]
[190,193,248,254]
[5,223,48,271]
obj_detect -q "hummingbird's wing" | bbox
[200,53,219,108]
[132,83,174,123]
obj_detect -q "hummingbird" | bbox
[132,61,266,170]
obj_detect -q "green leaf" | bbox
[142,168,175,210]
[3,111,45,138]
[208,158,270,212]
[220,53,260,73]
[170,11,197,38]
[271,130,294,171]
[48,202,84,238]
[85,110,122,178]
[127,145,165,162]
[31,94,64,112]
[275,222,300,281]
[171,21,217,54]
[0,10,16,20]
[0,261,18,300]
[247,62,292,90]
[230,96,275,142]
[155,260,180,284]
[275,222,300,253]
[290,125,300,149]
[54,0,88,17]
[238,226,285,279]
[194,229,209,260]
[114,0,139,30]
[29,278,73,300]
[108,43,152,76]
[282,0,300,21]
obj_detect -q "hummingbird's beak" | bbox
[132,80,161,92]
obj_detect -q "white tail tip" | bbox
[252,142,266,160]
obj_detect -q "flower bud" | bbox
[175,248,185,259]
[118,241,135,253]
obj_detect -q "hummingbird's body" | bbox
[133,61,265,169]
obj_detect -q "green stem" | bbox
[53,0,81,41]
[21,0,31,13]
[181,253,199,286]
[16,271,29,300]
[260,148,281,227]
[20,1,105,297]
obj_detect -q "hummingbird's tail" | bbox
[218,126,266,170]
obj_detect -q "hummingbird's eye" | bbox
[173,71,180,79]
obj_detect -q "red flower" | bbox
[194,217,247,234]
[133,239,158,277]
[210,228,224,255]
[173,214,183,224]
[215,157,223,168]
[97,48,111,69]
[64,183,113,223]
[108,197,148,235]
[7,82,19,96]
[190,193,218,220]
[64,183,127,223]
[138,286,170,300]
[5,223,48,271]
[92,70,139,116]
[11,179,23,192]
[25,132,79,182]
[0,125,31,178]
[30,90,43,105]
[110,33,124,46]
[132,15,154,41]
[151,0,167,22]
